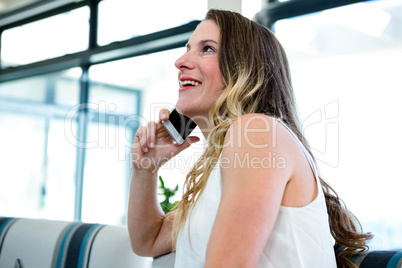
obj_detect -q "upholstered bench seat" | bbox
[1,217,401,268]
[352,250,402,268]
[0,217,150,268]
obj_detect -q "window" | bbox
[1,7,89,67]
[85,49,206,221]
[97,0,207,46]
[0,0,203,223]
[274,0,402,249]
[81,78,141,225]
[0,69,81,220]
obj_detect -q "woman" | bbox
[128,9,372,268]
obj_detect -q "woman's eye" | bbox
[203,45,214,52]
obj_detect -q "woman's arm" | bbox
[205,114,294,267]
[127,109,199,257]
[127,169,174,257]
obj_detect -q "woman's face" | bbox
[175,19,224,120]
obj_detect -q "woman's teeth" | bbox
[180,80,200,87]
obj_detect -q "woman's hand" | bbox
[132,108,200,173]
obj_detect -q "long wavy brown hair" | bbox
[171,9,373,267]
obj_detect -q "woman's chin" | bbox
[175,101,193,116]
[174,101,186,114]
[174,103,204,120]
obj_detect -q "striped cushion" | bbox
[0,217,149,268]
[352,251,402,268]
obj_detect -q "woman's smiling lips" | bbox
[179,76,202,91]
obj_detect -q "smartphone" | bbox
[162,108,197,145]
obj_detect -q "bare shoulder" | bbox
[229,113,276,130]
[223,113,283,152]
[221,113,294,179]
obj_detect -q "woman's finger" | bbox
[139,126,148,153]
[147,121,156,148]
[158,108,170,123]
[133,127,143,149]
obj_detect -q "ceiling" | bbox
[0,0,42,15]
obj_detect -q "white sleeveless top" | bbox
[174,120,337,268]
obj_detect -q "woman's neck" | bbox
[191,114,211,139]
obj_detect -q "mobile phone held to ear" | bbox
[162,108,197,145]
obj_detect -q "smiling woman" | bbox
[127,8,372,268]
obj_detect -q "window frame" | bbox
[256,0,370,29]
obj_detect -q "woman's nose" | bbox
[175,52,194,70]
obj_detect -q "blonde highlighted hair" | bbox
[171,9,372,267]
